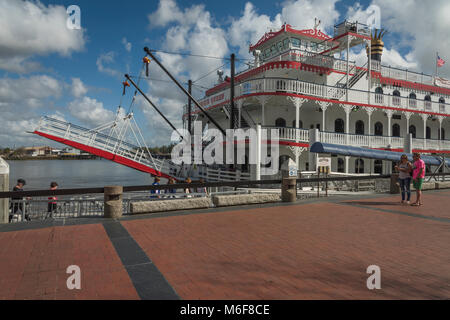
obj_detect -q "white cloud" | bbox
[122,37,132,52]
[228,0,340,58]
[0,75,62,108]
[0,0,86,73]
[70,78,88,98]
[96,52,121,78]
[148,0,184,27]
[347,0,450,77]
[68,96,116,128]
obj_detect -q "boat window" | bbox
[409,125,416,138]
[291,38,300,48]
[426,126,431,139]
[271,45,277,55]
[277,41,283,52]
[392,124,401,137]
[283,38,290,50]
[374,122,383,136]
[264,48,271,59]
[355,120,365,135]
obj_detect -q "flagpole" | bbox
[436,52,438,78]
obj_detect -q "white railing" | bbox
[236,77,450,115]
[268,126,450,151]
[380,66,434,85]
[36,117,252,182]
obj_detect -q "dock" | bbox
[0,189,449,300]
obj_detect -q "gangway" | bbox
[33,116,251,182]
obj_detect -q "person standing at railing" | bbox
[10,178,31,222]
[165,178,177,198]
[150,176,161,199]
[394,155,412,204]
[411,153,425,207]
[196,178,208,196]
[184,178,193,198]
[47,182,59,218]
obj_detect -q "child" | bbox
[150,176,161,199]
[47,182,58,217]
[411,153,425,206]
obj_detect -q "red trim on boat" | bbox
[33,131,174,179]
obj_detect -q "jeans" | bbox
[399,178,411,201]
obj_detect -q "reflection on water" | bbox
[7,159,163,190]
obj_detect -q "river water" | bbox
[6,159,162,190]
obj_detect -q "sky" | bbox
[1,0,449,148]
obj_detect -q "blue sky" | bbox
[0,0,448,148]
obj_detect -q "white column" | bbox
[387,110,393,146]
[0,157,9,224]
[368,40,371,104]
[322,108,326,131]
[346,36,350,101]
[422,114,427,150]
[296,103,300,129]
[256,124,261,181]
[439,117,443,150]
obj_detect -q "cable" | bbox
[148,49,253,62]
[192,63,227,84]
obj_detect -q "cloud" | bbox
[0,0,86,73]
[228,0,340,57]
[148,0,185,27]
[68,96,116,128]
[70,78,88,98]
[0,75,62,109]
[122,37,132,52]
[347,0,450,77]
[0,74,65,146]
[96,52,121,78]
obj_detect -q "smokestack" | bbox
[366,29,388,62]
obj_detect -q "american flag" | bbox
[437,55,446,67]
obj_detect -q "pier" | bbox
[0,187,449,300]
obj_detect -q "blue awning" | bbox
[310,142,450,167]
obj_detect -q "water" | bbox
[6,159,164,190]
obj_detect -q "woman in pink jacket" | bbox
[411,153,425,206]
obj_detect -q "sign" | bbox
[287,159,298,177]
[317,157,331,171]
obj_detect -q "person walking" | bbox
[411,153,425,206]
[395,155,412,204]
[47,182,59,218]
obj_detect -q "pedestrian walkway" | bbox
[1,190,449,300]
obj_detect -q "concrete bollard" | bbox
[0,157,9,224]
[104,186,123,219]
[281,178,297,202]
[390,173,400,194]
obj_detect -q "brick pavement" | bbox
[0,224,139,299]
[1,190,449,300]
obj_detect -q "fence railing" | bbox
[266,127,450,150]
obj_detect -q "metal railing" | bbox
[264,126,450,151]
[35,117,251,182]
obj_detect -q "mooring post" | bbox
[104,186,123,219]
[0,157,9,224]
[281,177,297,202]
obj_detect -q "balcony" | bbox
[267,127,450,151]
[238,77,450,114]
